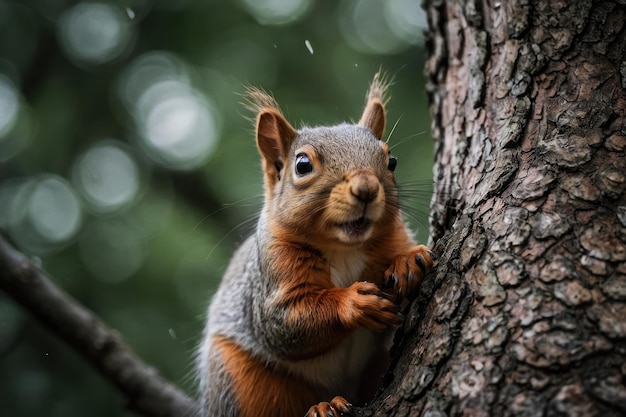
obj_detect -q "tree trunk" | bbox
[365,1,626,416]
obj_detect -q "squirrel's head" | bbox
[246,73,400,249]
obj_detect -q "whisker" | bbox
[205,215,259,261]
[388,131,429,150]
[384,201,432,232]
[193,193,263,231]
[385,116,402,144]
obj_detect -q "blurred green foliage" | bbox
[0,0,433,416]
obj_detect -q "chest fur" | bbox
[280,249,388,397]
[327,250,368,288]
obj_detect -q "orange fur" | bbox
[214,335,317,417]
[264,225,410,353]
[264,238,392,354]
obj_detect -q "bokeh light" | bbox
[339,0,426,54]
[0,75,19,137]
[0,74,34,162]
[57,2,132,66]
[5,175,82,253]
[385,0,427,46]
[240,0,313,25]
[72,141,142,214]
[140,82,218,168]
[28,177,81,242]
[118,52,221,170]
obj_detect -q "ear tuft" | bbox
[241,86,297,190]
[358,71,391,140]
[365,70,391,105]
[243,87,283,120]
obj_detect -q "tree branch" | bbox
[0,233,201,417]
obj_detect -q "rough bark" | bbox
[363,1,626,416]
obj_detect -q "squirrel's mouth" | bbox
[339,216,372,237]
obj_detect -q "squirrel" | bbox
[197,73,434,417]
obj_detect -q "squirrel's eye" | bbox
[295,153,313,175]
[388,155,397,172]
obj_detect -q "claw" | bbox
[385,246,436,304]
[384,274,397,289]
[415,254,426,272]
[378,290,396,302]
[306,396,352,417]
[329,396,352,415]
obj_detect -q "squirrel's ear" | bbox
[358,99,386,139]
[358,72,389,139]
[256,109,298,187]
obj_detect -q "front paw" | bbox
[342,281,401,332]
[305,396,352,417]
[383,245,435,304]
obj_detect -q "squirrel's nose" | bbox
[350,174,380,203]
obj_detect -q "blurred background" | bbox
[0,0,432,416]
